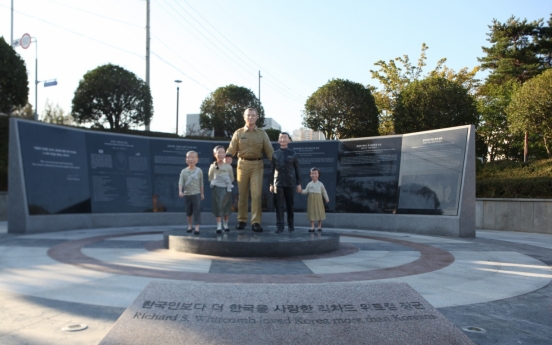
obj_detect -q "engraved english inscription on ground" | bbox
[133,299,436,326]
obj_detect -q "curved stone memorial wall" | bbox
[8,118,475,237]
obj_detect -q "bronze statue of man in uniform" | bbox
[226,108,274,232]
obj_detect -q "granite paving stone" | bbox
[0,222,550,345]
[99,281,475,345]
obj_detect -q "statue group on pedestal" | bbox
[178,108,329,235]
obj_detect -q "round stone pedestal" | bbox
[163,229,340,257]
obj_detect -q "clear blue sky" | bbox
[1,0,551,134]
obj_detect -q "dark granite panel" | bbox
[337,136,402,213]
[291,141,339,212]
[18,121,91,215]
[86,132,153,213]
[398,128,468,216]
[149,140,233,213]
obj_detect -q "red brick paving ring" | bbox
[47,232,455,283]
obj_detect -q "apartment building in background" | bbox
[292,127,325,141]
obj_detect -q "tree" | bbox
[264,128,281,141]
[71,64,153,129]
[479,15,552,161]
[41,99,72,125]
[185,123,213,137]
[11,103,34,120]
[370,43,479,135]
[0,37,29,115]
[478,16,544,85]
[477,81,520,161]
[199,85,264,138]
[535,14,552,69]
[303,79,379,140]
[507,69,552,157]
[393,77,479,134]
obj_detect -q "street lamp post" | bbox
[13,34,56,120]
[15,34,38,120]
[33,37,38,120]
[175,80,182,135]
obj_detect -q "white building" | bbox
[292,127,325,141]
[261,118,281,131]
[185,113,213,137]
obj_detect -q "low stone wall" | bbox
[5,194,550,234]
[0,192,7,221]
[8,211,472,238]
[476,198,552,234]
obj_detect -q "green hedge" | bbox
[476,159,552,198]
[476,177,552,198]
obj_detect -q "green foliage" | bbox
[478,16,549,85]
[370,43,479,135]
[507,69,552,157]
[0,37,29,114]
[303,78,379,140]
[41,100,73,125]
[71,64,153,129]
[477,81,520,161]
[477,159,552,198]
[199,85,264,138]
[393,77,479,134]
[10,103,34,120]
[535,14,552,69]
[264,128,281,141]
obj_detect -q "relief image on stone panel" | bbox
[397,173,461,215]
[397,128,468,216]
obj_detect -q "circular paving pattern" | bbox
[47,231,455,283]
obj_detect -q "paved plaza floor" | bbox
[0,221,551,344]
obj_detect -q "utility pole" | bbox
[34,41,38,120]
[175,80,182,136]
[258,70,262,102]
[10,0,13,117]
[145,0,151,131]
[11,0,13,47]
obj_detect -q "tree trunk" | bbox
[544,136,551,158]
[524,131,528,163]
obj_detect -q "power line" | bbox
[1,4,144,59]
[210,0,314,94]
[151,52,212,92]
[163,0,305,103]
[151,33,218,88]
[180,0,307,101]
[159,0,256,83]
[156,0,253,85]
[43,0,143,29]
